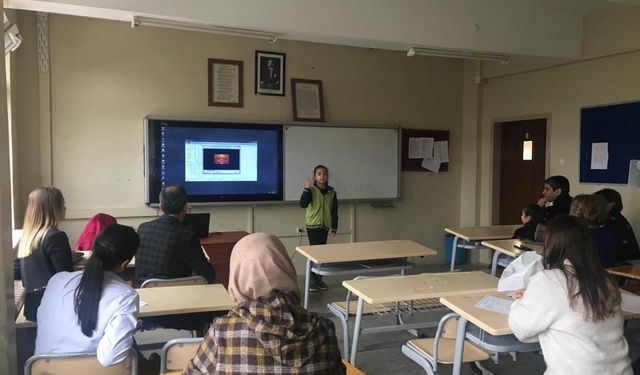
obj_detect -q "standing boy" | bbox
[300,165,338,292]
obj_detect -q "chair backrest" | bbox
[161,338,204,373]
[25,349,137,375]
[140,276,208,288]
[342,358,367,375]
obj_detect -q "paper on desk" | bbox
[590,142,608,170]
[621,292,640,313]
[497,252,543,292]
[475,294,512,315]
[408,137,434,159]
[140,301,148,307]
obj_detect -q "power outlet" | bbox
[296,227,305,233]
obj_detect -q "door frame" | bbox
[491,114,551,224]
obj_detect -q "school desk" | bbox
[15,283,233,329]
[444,225,520,271]
[296,240,437,308]
[342,271,498,365]
[481,239,543,276]
[607,264,640,281]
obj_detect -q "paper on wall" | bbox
[433,141,449,163]
[475,294,512,315]
[421,158,440,173]
[408,137,434,159]
[628,160,640,188]
[590,142,608,170]
[497,251,543,292]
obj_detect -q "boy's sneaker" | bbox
[309,284,320,292]
[318,280,329,291]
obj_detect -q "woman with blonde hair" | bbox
[185,233,345,374]
[18,186,73,321]
[570,194,616,267]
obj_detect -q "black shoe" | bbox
[318,281,328,291]
[309,284,320,292]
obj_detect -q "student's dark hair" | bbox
[522,203,543,224]
[74,224,139,337]
[160,185,188,215]
[594,188,623,215]
[544,175,570,195]
[543,215,620,322]
[313,164,328,175]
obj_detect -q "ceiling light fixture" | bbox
[131,16,278,42]
[406,46,510,64]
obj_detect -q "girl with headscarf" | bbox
[185,233,345,374]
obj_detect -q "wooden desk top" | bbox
[342,271,497,304]
[200,231,249,245]
[444,225,520,242]
[607,265,640,281]
[16,284,233,329]
[440,292,512,336]
[481,239,543,258]
[296,240,436,264]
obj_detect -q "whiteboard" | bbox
[284,125,400,201]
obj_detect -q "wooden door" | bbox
[497,119,546,224]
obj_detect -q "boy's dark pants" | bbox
[307,227,329,285]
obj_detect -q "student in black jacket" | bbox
[538,175,572,223]
[18,186,73,321]
[513,204,544,240]
[595,188,640,262]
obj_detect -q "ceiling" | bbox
[5,0,639,61]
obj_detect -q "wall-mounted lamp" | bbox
[131,16,278,42]
[406,46,510,64]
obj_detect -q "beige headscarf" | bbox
[228,233,300,303]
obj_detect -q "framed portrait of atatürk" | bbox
[255,50,285,96]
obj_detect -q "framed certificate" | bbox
[291,79,324,122]
[208,58,243,107]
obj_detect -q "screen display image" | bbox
[145,118,283,203]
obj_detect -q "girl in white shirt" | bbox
[509,215,632,375]
[36,224,158,374]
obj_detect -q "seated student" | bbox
[18,186,73,321]
[512,203,544,240]
[509,216,632,374]
[75,212,117,250]
[35,224,159,374]
[537,175,572,222]
[185,233,345,375]
[595,188,640,262]
[570,194,617,267]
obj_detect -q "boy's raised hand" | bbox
[304,176,314,189]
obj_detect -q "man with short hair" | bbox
[538,175,572,222]
[135,185,215,287]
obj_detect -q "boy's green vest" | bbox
[305,186,335,230]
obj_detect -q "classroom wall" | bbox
[12,12,464,272]
[468,4,640,235]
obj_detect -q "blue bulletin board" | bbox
[580,101,640,183]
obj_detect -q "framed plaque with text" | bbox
[208,58,243,107]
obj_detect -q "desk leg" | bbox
[452,315,468,375]
[450,236,460,271]
[349,297,365,366]
[304,259,311,309]
[491,250,500,276]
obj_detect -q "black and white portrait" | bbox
[255,51,285,96]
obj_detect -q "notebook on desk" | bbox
[71,251,84,264]
[183,213,211,238]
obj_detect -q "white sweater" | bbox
[509,269,632,375]
[35,271,139,366]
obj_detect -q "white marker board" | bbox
[284,125,400,201]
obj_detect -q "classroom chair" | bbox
[464,323,540,369]
[160,337,203,373]
[24,349,138,375]
[401,313,490,375]
[140,275,208,288]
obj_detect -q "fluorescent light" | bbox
[131,16,278,42]
[406,46,510,64]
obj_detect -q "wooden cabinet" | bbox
[200,231,249,288]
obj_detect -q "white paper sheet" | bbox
[421,158,440,173]
[140,301,148,307]
[475,294,512,315]
[628,160,640,188]
[621,292,640,314]
[590,142,608,170]
[433,141,449,163]
[408,137,434,159]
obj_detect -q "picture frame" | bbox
[255,50,285,96]
[291,78,325,122]
[208,58,243,107]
